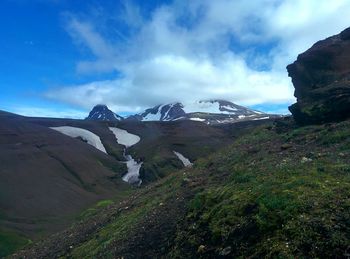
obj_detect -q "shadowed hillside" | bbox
[0,111,130,257]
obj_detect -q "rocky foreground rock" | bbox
[288,27,350,124]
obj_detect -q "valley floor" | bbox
[11,118,350,258]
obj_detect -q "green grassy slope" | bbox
[0,229,31,258]
[171,119,350,258]
[12,118,350,258]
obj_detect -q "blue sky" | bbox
[1,0,350,118]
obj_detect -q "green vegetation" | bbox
[140,155,183,182]
[0,229,31,257]
[103,144,125,161]
[170,120,350,258]
[13,118,350,258]
[70,119,350,258]
[70,174,183,258]
[78,199,114,221]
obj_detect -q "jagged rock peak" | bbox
[86,104,123,121]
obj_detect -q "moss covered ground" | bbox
[0,229,31,258]
[171,119,350,258]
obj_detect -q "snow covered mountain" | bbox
[127,103,186,121]
[127,100,271,124]
[86,105,123,121]
[86,101,275,125]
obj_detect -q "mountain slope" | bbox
[1,110,245,257]
[24,116,238,184]
[0,111,129,256]
[13,117,350,258]
[117,119,236,183]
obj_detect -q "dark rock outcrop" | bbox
[288,27,350,124]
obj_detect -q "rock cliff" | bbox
[288,27,350,124]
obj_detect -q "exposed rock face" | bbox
[288,27,350,124]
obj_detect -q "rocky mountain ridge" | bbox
[87,100,274,125]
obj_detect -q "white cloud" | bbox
[12,106,87,119]
[66,17,118,73]
[46,0,350,114]
[121,0,144,28]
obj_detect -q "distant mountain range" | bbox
[86,100,277,124]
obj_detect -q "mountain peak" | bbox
[86,105,123,121]
[94,104,108,108]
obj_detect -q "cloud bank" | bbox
[46,0,350,113]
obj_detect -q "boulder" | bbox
[288,27,350,124]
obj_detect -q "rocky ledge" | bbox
[288,27,350,124]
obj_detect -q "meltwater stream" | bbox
[109,127,142,185]
[173,151,193,167]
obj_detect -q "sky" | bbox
[1,0,350,118]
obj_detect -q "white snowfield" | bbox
[143,110,162,121]
[183,101,248,115]
[173,151,193,167]
[108,127,140,147]
[109,127,142,185]
[123,155,143,184]
[50,126,107,153]
[183,101,230,114]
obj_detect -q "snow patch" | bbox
[222,105,238,111]
[162,103,174,121]
[113,114,119,120]
[108,127,140,148]
[253,116,270,120]
[51,126,107,153]
[143,112,161,121]
[183,101,228,114]
[173,151,193,167]
[142,104,165,121]
[109,127,142,185]
[190,117,206,122]
[123,155,143,185]
[173,116,185,121]
[253,110,264,114]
